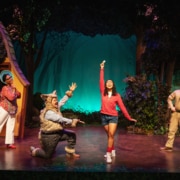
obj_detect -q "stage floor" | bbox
[0,125,180,176]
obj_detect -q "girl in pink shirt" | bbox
[99,60,137,163]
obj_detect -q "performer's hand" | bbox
[171,107,176,112]
[69,82,77,91]
[130,118,137,122]
[100,60,106,69]
[71,119,85,127]
[78,120,85,124]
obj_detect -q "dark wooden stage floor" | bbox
[0,125,180,179]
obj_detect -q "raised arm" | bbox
[58,82,77,108]
[65,82,77,97]
[100,60,106,93]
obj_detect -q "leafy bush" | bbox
[123,74,159,133]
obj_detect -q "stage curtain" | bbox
[14,31,136,113]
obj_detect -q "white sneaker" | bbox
[104,150,116,158]
[106,152,112,163]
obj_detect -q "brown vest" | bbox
[40,108,63,133]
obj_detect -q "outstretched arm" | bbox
[100,60,106,93]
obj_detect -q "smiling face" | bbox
[105,80,114,90]
[51,97,58,108]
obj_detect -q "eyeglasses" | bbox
[5,76,12,81]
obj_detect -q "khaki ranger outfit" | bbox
[164,89,180,150]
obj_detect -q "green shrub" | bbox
[123,74,159,133]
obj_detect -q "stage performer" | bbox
[30,83,85,159]
[161,89,180,152]
[0,70,21,149]
[99,60,137,163]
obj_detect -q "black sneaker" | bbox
[160,147,173,152]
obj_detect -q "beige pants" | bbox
[0,107,15,145]
[165,112,180,148]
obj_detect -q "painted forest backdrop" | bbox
[0,0,180,134]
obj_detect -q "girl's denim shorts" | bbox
[100,113,118,126]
